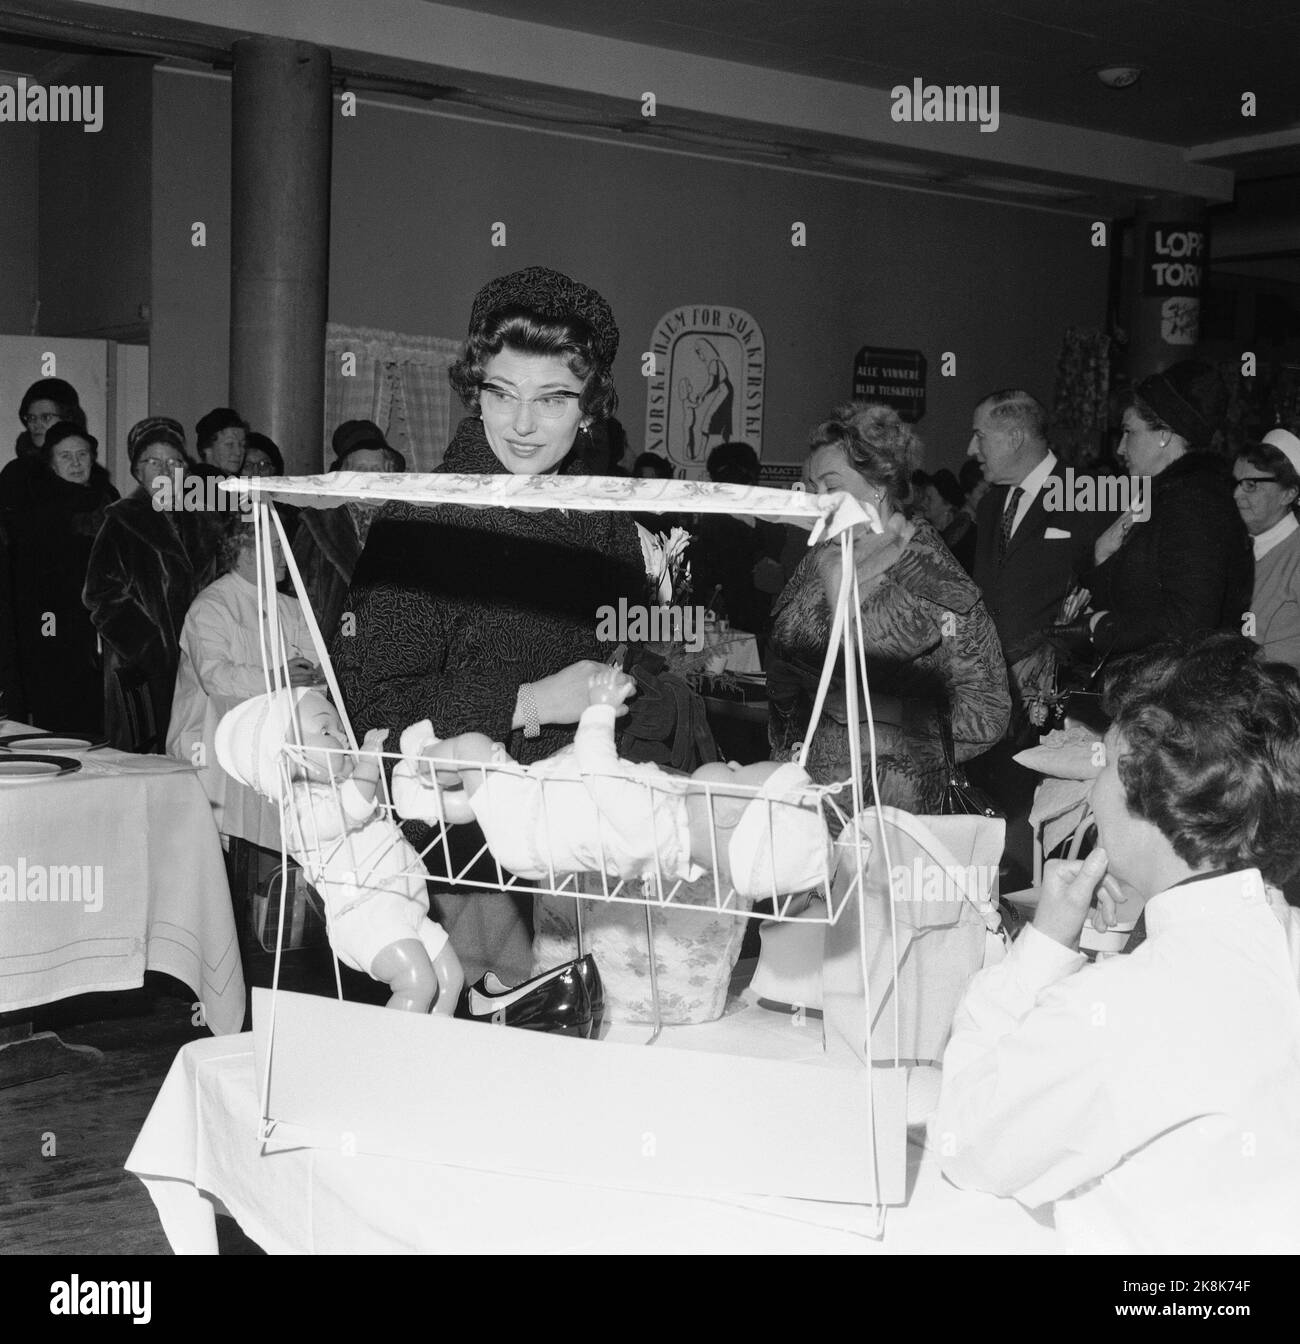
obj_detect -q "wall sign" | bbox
[759,463,804,487]
[1142,223,1207,347]
[851,347,926,422]
[645,306,765,471]
[1142,223,1206,296]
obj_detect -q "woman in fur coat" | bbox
[83,418,211,751]
[333,268,646,980]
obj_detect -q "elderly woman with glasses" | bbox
[83,418,215,751]
[1232,426,1300,670]
[0,378,89,509]
[332,267,646,982]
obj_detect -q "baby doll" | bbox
[215,688,464,1014]
[392,668,830,901]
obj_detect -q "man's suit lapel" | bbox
[976,484,1009,575]
[1002,475,1056,564]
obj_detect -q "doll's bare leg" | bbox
[370,938,438,1013]
[430,942,466,1017]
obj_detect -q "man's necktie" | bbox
[998,486,1024,561]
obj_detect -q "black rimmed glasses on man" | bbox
[1234,477,1279,494]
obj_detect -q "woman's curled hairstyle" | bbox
[807,401,922,505]
[1102,633,1300,884]
[449,308,617,420]
[217,518,256,576]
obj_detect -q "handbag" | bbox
[616,646,719,773]
[252,864,328,953]
[937,709,1003,819]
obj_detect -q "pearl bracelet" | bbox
[518,683,541,739]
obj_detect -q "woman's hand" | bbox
[530,660,631,725]
[286,657,320,688]
[1033,848,1112,950]
[1094,512,1138,566]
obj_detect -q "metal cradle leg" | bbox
[643,902,662,1045]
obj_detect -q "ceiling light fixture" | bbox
[1096,65,1142,89]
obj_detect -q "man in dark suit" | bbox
[965,389,1114,885]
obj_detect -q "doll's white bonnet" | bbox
[215,687,324,801]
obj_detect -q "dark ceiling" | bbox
[436,0,1300,146]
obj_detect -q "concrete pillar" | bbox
[230,38,331,474]
[1127,195,1209,381]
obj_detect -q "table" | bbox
[125,1033,1057,1254]
[0,726,245,1035]
[701,624,762,675]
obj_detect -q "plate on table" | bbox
[0,732,108,753]
[0,753,83,782]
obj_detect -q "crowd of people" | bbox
[2,266,1299,1250]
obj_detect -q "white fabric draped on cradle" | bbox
[324,324,462,472]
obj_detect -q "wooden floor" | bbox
[0,983,234,1254]
[0,936,385,1256]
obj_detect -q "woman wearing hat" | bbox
[1233,426,1300,671]
[0,378,87,505]
[333,267,645,981]
[290,421,404,646]
[1052,360,1252,662]
[83,417,210,751]
[4,422,118,732]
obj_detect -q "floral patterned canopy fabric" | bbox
[225,471,875,542]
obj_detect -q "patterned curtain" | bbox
[1213,358,1300,458]
[323,325,462,470]
[1050,328,1111,470]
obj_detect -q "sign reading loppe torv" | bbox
[1142,224,1207,297]
[852,347,926,422]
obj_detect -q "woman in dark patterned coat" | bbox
[332,268,646,980]
[1057,361,1251,662]
[768,403,1010,816]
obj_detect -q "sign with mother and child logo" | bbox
[644,306,766,474]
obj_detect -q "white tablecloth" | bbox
[125,1033,1057,1254]
[0,728,245,1035]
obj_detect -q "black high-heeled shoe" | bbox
[458,962,592,1038]
[480,954,605,1038]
